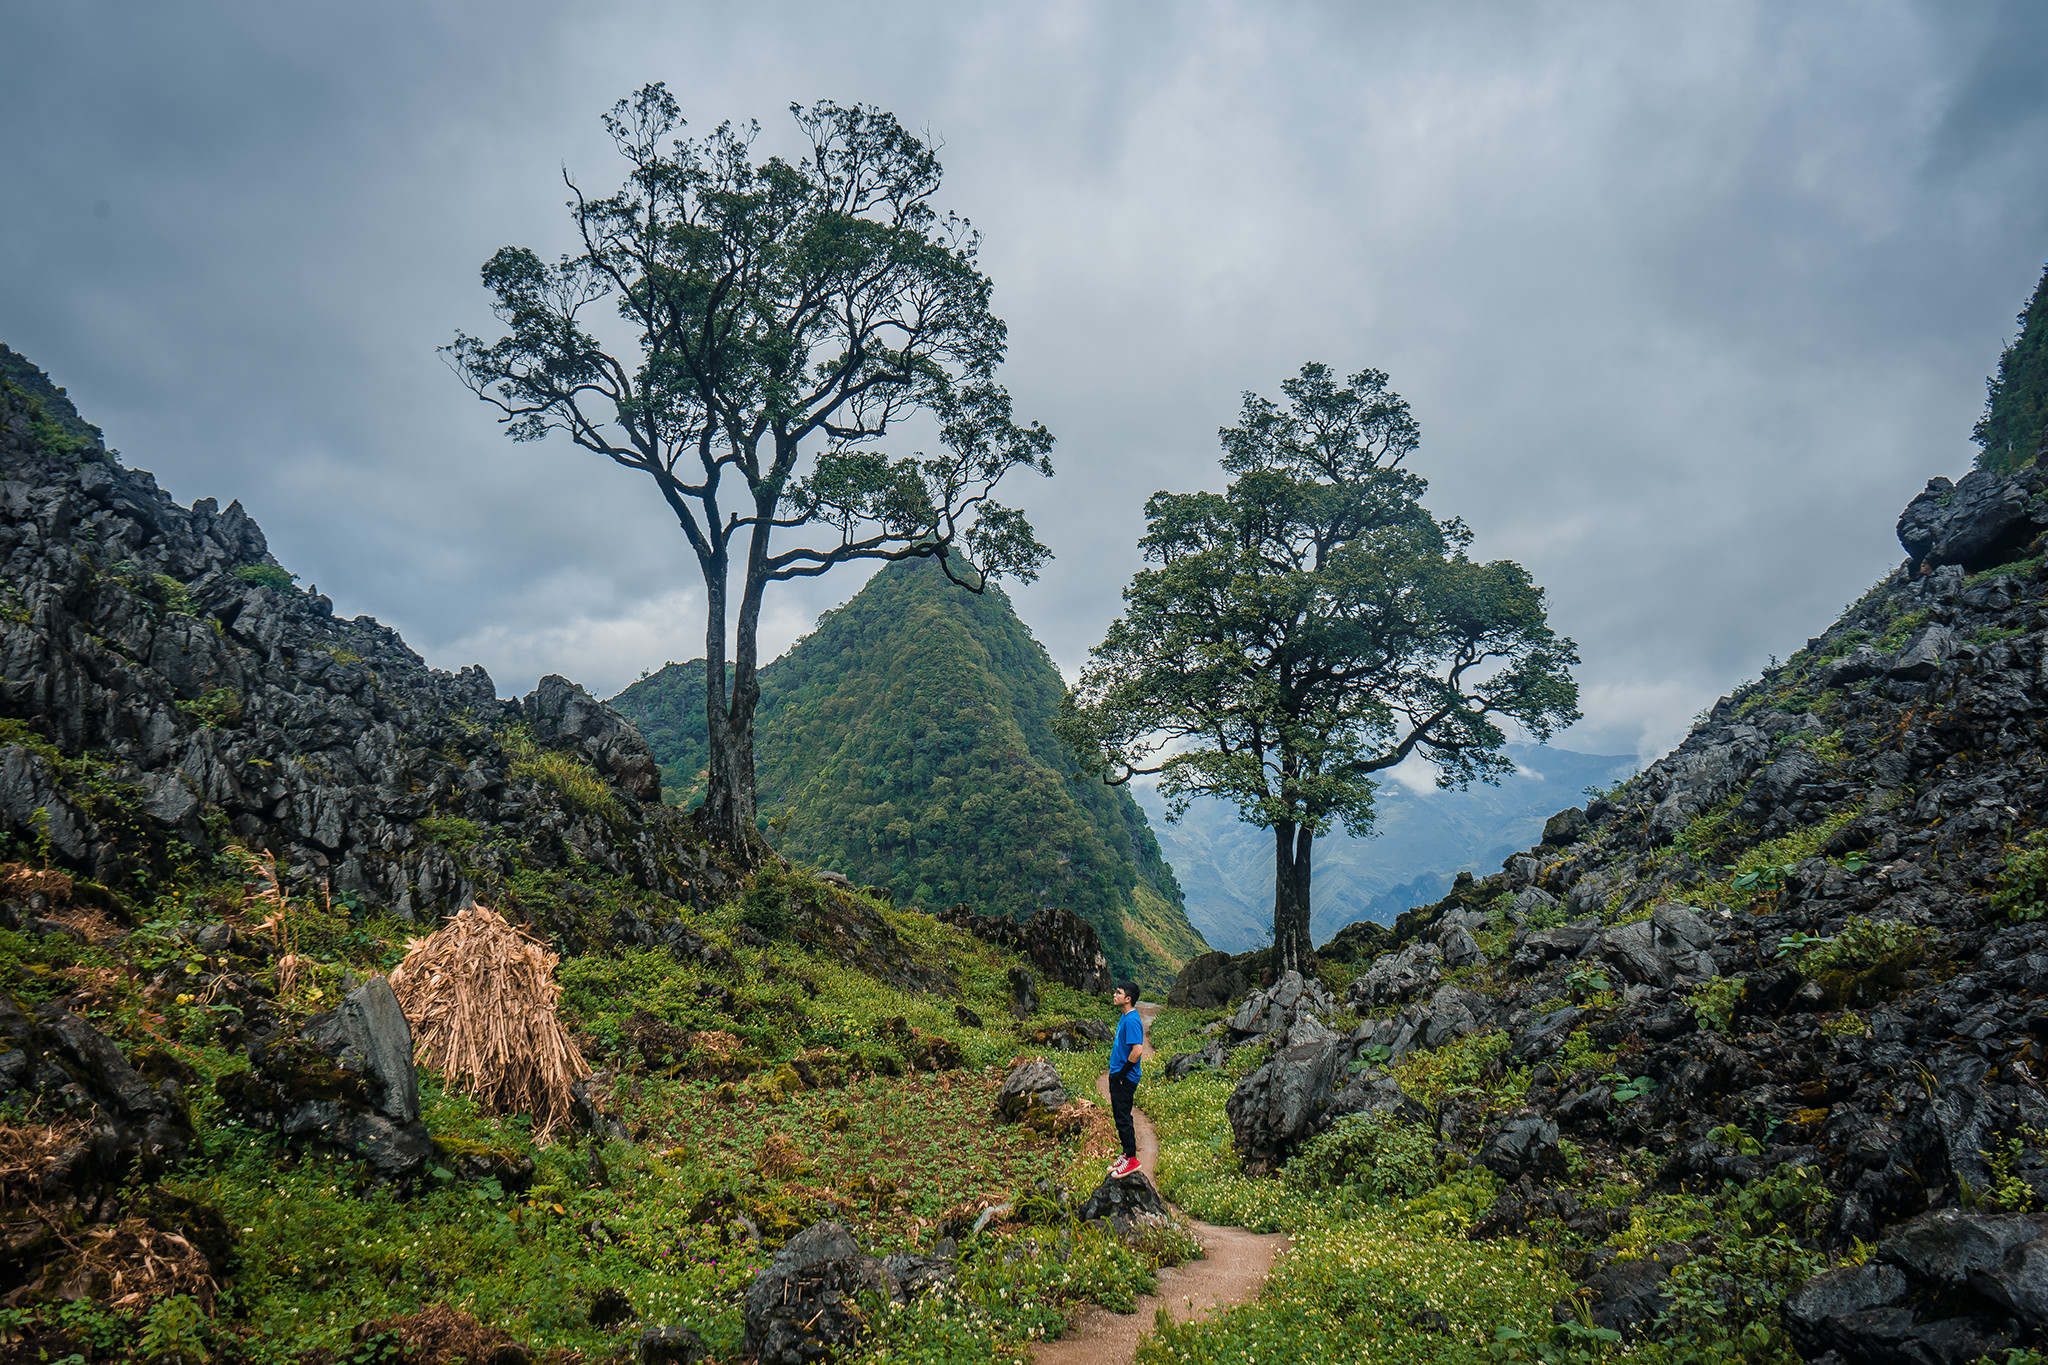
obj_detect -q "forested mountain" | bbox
[1976,262,2048,474]
[611,560,1207,990]
[1136,743,1636,951]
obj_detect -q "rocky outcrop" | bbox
[1078,1171,1175,1237]
[217,977,433,1178]
[1282,462,2048,1352]
[0,991,192,1200]
[1228,970,1335,1047]
[1167,950,1252,1009]
[742,1221,887,1365]
[994,1057,1068,1123]
[937,903,1112,995]
[0,351,735,944]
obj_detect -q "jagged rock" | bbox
[1162,1041,1229,1080]
[1440,926,1486,969]
[1168,950,1252,1008]
[1504,884,1557,923]
[1325,1068,1427,1126]
[1510,1007,1583,1062]
[1480,1116,1563,1180]
[1007,965,1038,1021]
[1824,644,1893,687]
[742,1221,886,1365]
[939,904,1112,995]
[1897,468,2048,573]
[1229,969,1334,1045]
[1570,1248,1689,1339]
[1344,941,1443,1009]
[523,674,661,802]
[0,992,192,1193]
[301,976,419,1124]
[1226,1036,1350,1174]
[881,1251,956,1302]
[1542,807,1590,847]
[0,352,724,933]
[1784,1262,1910,1357]
[1875,1209,2048,1290]
[994,1058,1067,1122]
[1889,625,1959,682]
[635,1326,709,1365]
[1078,1172,1173,1235]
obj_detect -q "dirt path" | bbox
[1031,1005,1287,1365]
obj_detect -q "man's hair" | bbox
[1115,980,1140,1003]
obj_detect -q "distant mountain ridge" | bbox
[1137,743,1636,952]
[610,560,1208,991]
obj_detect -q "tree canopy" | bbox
[447,85,1052,855]
[1061,363,1580,972]
[1976,263,2048,475]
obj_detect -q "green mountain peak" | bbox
[611,558,1207,991]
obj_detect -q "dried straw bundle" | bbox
[388,905,590,1140]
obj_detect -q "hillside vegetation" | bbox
[612,561,1206,992]
[0,351,1200,1364]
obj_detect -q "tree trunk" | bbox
[697,544,763,863]
[1272,820,1316,976]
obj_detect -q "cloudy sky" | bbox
[5,1,2044,763]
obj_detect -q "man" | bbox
[1107,981,1153,1179]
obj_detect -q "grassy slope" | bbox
[0,841,1196,1365]
[612,559,1206,992]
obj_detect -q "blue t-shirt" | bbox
[1110,1009,1146,1082]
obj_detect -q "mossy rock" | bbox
[433,1135,536,1192]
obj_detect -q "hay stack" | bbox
[388,905,589,1140]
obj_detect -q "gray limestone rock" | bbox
[743,1221,885,1365]
[302,976,420,1125]
[994,1057,1067,1122]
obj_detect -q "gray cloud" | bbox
[3,0,2043,762]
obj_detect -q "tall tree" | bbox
[447,85,1053,857]
[1975,263,2048,475]
[1060,364,1579,973]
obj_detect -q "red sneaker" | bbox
[1109,1156,1142,1179]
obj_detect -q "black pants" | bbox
[1108,1072,1138,1161]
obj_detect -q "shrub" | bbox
[1688,977,1747,1035]
[1995,832,2048,921]
[233,563,298,592]
[1283,1112,1436,1201]
[1801,916,1936,1005]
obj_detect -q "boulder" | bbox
[1168,950,1251,1008]
[742,1221,886,1365]
[994,1058,1067,1123]
[1783,1263,1910,1357]
[1823,644,1893,687]
[1889,625,1959,682]
[1876,1209,2048,1290]
[1511,1007,1583,1062]
[1897,468,2048,573]
[1480,1116,1563,1180]
[301,976,420,1124]
[1325,1069,1428,1126]
[1007,966,1038,1021]
[1078,1171,1174,1237]
[0,992,192,1195]
[1229,970,1335,1045]
[1541,807,1589,847]
[1226,1037,1351,1174]
[1344,941,1443,1009]
[523,675,662,803]
[881,1251,956,1302]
